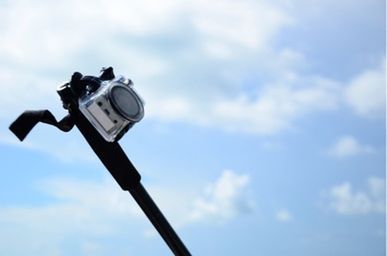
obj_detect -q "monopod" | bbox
[9,67,191,256]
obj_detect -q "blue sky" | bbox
[0,0,385,255]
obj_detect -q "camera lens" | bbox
[109,84,144,121]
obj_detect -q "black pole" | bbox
[129,183,191,256]
[74,112,192,255]
[57,83,192,255]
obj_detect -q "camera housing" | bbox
[78,74,144,142]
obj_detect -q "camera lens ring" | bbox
[108,83,144,122]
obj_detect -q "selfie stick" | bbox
[9,72,191,256]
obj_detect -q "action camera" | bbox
[64,67,145,142]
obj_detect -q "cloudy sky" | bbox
[0,0,385,255]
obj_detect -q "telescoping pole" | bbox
[129,183,191,256]
[9,81,192,256]
[75,111,191,255]
[66,84,191,256]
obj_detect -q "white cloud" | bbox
[189,170,254,223]
[0,177,144,255]
[344,60,386,117]
[191,0,293,55]
[143,170,256,234]
[0,0,292,69]
[0,0,298,135]
[275,209,293,222]
[327,177,385,215]
[146,75,341,135]
[0,169,255,253]
[2,177,144,230]
[0,0,352,166]
[0,129,97,164]
[0,0,383,154]
[328,135,375,158]
[209,78,340,134]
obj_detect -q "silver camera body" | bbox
[79,76,144,142]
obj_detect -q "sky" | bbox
[0,0,385,255]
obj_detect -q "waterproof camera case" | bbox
[78,76,144,142]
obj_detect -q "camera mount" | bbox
[9,67,191,256]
